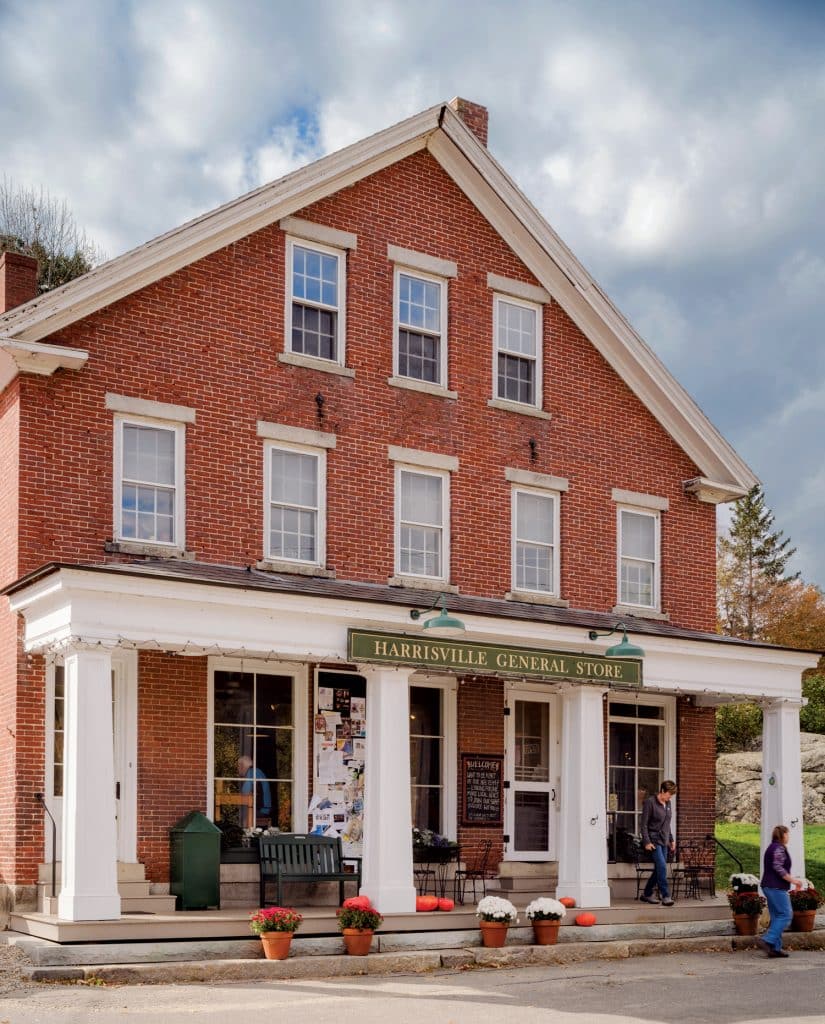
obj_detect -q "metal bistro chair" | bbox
[453,839,494,905]
[629,837,651,900]
[413,863,436,896]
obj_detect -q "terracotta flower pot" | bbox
[733,913,760,936]
[531,919,561,946]
[791,909,817,933]
[342,928,374,956]
[260,932,293,960]
[479,920,510,948]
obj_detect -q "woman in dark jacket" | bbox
[758,824,804,958]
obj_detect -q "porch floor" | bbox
[10,895,731,946]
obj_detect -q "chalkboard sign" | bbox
[461,753,503,826]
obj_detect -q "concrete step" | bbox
[38,862,147,885]
[39,893,179,916]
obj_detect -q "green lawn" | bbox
[714,823,825,892]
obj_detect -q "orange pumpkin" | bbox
[437,898,455,911]
[575,912,596,927]
[559,897,577,908]
[416,895,439,912]
[342,895,372,910]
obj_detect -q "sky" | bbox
[2,0,824,587]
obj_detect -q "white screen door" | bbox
[505,691,558,861]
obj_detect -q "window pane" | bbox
[517,492,553,543]
[293,245,337,308]
[411,785,441,833]
[399,274,440,333]
[398,329,440,383]
[609,721,635,765]
[400,525,441,577]
[256,675,294,727]
[498,353,535,404]
[400,471,441,525]
[516,542,553,592]
[621,559,654,607]
[514,700,549,783]
[270,451,318,507]
[410,737,441,785]
[255,728,293,781]
[214,671,254,725]
[123,424,175,486]
[638,724,663,769]
[514,791,549,851]
[292,303,337,360]
[621,511,655,560]
[410,686,441,737]
[269,449,319,562]
[498,300,536,356]
[608,766,634,813]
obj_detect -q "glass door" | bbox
[505,692,557,861]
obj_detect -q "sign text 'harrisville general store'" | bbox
[347,630,642,686]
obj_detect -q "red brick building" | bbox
[0,99,814,924]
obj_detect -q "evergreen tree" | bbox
[717,485,798,640]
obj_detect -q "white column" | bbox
[359,665,416,913]
[58,649,121,921]
[556,685,611,907]
[761,700,805,879]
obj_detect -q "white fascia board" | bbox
[0,336,89,390]
[431,116,758,493]
[0,107,442,345]
[11,568,816,705]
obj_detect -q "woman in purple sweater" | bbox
[758,825,804,958]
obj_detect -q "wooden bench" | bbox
[259,833,362,907]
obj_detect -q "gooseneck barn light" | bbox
[410,593,466,633]
[587,623,645,659]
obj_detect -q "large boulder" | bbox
[716,732,825,823]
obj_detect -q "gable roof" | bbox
[0,101,757,498]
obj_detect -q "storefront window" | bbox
[53,666,65,797]
[410,686,443,832]
[213,671,294,832]
[607,701,666,856]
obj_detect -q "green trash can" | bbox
[169,810,221,910]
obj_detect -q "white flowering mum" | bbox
[476,896,518,922]
[525,897,567,921]
[729,873,759,886]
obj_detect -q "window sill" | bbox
[506,591,570,608]
[487,398,551,420]
[104,540,193,559]
[387,376,458,400]
[611,604,670,622]
[278,352,355,378]
[256,560,336,578]
[387,576,459,594]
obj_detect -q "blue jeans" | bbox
[643,844,670,900]
[763,887,792,950]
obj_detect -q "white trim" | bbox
[0,337,88,390]
[505,467,568,492]
[394,463,450,583]
[285,235,347,368]
[279,216,357,251]
[105,393,196,424]
[616,504,661,612]
[487,398,552,420]
[387,245,457,278]
[487,273,550,305]
[277,351,356,377]
[409,675,458,839]
[611,488,669,512]
[511,485,561,598]
[112,414,186,549]
[684,477,749,505]
[392,264,448,389]
[492,292,544,411]
[112,649,138,863]
[263,439,327,568]
[257,421,337,449]
[387,445,459,473]
[207,657,308,831]
[387,376,457,400]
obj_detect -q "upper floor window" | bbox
[394,269,447,386]
[512,487,559,595]
[115,418,184,546]
[287,238,345,364]
[494,295,541,407]
[396,466,449,581]
[618,507,660,609]
[265,442,325,566]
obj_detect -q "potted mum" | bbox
[727,889,766,936]
[249,906,303,960]
[789,883,823,932]
[729,873,760,894]
[476,895,518,948]
[337,895,384,956]
[525,897,567,945]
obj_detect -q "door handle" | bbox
[551,788,556,801]
[115,781,121,800]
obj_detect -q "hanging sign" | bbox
[347,629,642,686]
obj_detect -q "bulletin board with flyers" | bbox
[311,670,366,857]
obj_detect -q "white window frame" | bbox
[263,440,326,568]
[113,414,185,548]
[409,676,458,839]
[206,658,308,832]
[607,693,676,840]
[393,265,448,388]
[616,505,661,611]
[285,235,347,367]
[492,293,543,410]
[511,485,561,597]
[394,463,450,583]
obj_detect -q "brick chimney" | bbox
[448,97,489,147]
[0,251,39,314]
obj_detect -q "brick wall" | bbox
[456,675,505,870]
[15,150,715,630]
[676,699,716,844]
[136,652,208,883]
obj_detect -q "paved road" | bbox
[1,950,824,1023]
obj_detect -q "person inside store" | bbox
[237,754,271,828]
